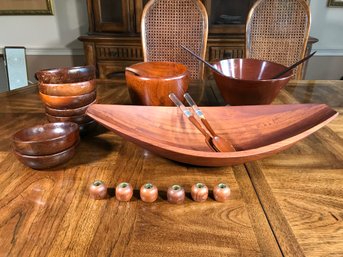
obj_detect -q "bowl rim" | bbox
[35,65,96,83]
[38,79,96,87]
[12,122,79,145]
[36,65,95,75]
[39,90,96,99]
[212,58,294,82]
[13,139,78,170]
[45,113,89,118]
[44,99,97,112]
[126,61,190,81]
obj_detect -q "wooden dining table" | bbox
[0,78,342,257]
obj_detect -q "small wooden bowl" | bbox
[46,113,93,124]
[45,99,97,117]
[40,90,96,109]
[212,58,293,105]
[35,65,96,84]
[39,79,96,96]
[12,122,79,156]
[14,142,78,170]
[125,61,190,106]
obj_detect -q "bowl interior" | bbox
[86,104,338,166]
[13,122,79,143]
[128,62,188,78]
[213,59,291,81]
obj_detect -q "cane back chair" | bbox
[246,0,311,79]
[141,0,208,80]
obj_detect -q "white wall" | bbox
[310,1,343,56]
[0,0,88,55]
[0,0,88,89]
[304,1,343,79]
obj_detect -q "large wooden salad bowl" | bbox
[86,104,338,166]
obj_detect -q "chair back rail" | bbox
[141,0,208,80]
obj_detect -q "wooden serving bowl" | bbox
[39,79,96,96]
[35,65,96,84]
[44,99,97,117]
[40,90,96,109]
[86,104,338,166]
[125,62,190,106]
[212,59,293,105]
[12,122,79,156]
[46,113,93,124]
[14,142,78,170]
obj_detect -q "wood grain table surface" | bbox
[0,79,341,257]
[245,80,343,257]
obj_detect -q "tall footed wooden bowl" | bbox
[125,62,190,106]
[212,59,293,105]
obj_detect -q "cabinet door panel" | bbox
[134,0,150,33]
[209,46,244,62]
[93,0,132,32]
[203,0,255,34]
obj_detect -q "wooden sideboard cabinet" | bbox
[79,0,316,79]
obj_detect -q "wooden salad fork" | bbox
[169,93,218,152]
[184,93,236,152]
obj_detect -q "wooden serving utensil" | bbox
[125,67,143,76]
[271,51,316,79]
[125,66,162,78]
[184,93,236,152]
[169,93,218,152]
[181,45,226,77]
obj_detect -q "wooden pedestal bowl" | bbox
[12,122,79,156]
[39,90,96,109]
[125,62,190,106]
[39,79,96,96]
[212,59,293,105]
[14,142,78,170]
[35,65,96,84]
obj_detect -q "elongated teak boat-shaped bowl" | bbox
[86,104,338,166]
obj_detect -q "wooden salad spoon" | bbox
[181,45,226,77]
[125,67,143,76]
[184,93,236,152]
[125,67,157,77]
[271,51,316,79]
[169,93,218,152]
